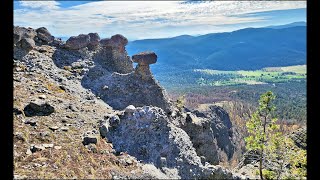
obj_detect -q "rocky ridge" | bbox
[13,26,246,179]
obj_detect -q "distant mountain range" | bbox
[126,22,306,73]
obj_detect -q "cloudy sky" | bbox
[14,1,306,40]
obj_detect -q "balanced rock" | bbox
[65,34,90,50]
[132,51,157,79]
[132,51,157,65]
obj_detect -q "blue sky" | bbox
[14,1,306,40]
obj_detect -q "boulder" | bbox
[99,34,128,52]
[125,105,136,113]
[35,27,54,44]
[88,33,100,49]
[109,115,120,127]
[14,26,37,44]
[24,119,37,126]
[16,38,36,51]
[82,135,98,145]
[132,51,157,65]
[65,34,90,50]
[30,144,45,153]
[99,38,113,47]
[23,99,55,117]
[111,34,128,47]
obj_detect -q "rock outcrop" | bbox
[176,105,245,165]
[35,27,54,44]
[65,34,90,50]
[102,105,241,179]
[290,127,306,150]
[13,26,245,179]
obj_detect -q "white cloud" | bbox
[14,1,306,40]
[19,1,60,10]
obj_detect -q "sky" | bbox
[14,1,306,41]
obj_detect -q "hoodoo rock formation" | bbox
[132,51,157,80]
[13,26,246,179]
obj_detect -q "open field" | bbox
[194,65,306,86]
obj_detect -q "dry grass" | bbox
[13,72,143,179]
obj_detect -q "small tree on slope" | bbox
[245,91,280,179]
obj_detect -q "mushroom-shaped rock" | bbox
[132,51,157,65]
[88,33,100,50]
[132,51,157,79]
[65,34,90,50]
[36,27,54,44]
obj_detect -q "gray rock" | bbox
[23,99,55,117]
[65,34,90,50]
[17,38,36,51]
[85,144,97,153]
[132,51,157,65]
[14,132,25,142]
[26,149,32,155]
[99,38,113,47]
[99,119,109,138]
[111,34,128,47]
[14,26,37,44]
[60,127,69,131]
[42,143,54,148]
[30,144,45,153]
[49,126,59,131]
[104,105,236,179]
[109,115,120,127]
[99,34,128,53]
[180,105,244,165]
[125,105,136,113]
[290,127,306,149]
[54,146,62,150]
[88,33,100,50]
[35,27,54,44]
[82,135,98,145]
[24,119,37,126]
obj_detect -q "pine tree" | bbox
[245,91,279,179]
